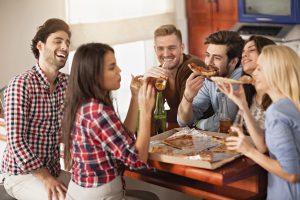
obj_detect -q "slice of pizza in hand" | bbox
[211,75,254,85]
[188,63,219,77]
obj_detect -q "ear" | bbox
[181,43,185,51]
[229,57,239,70]
[36,41,44,51]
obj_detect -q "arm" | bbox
[97,81,155,165]
[5,78,43,171]
[217,83,267,152]
[177,73,205,126]
[135,81,155,162]
[123,75,140,133]
[227,125,299,183]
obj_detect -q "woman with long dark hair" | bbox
[62,43,158,199]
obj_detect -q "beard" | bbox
[43,47,68,70]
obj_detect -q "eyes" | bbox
[156,46,178,52]
[205,53,222,61]
[53,39,70,48]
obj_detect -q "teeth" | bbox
[163,58,173,62]
[57,53,66,58]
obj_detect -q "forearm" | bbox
[178,96,194,125]
[242,107,267,153]
[123,96,139,133]
[247,148,298,183]
[135,112,152,162]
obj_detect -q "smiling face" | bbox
[37,30,70,71]
[204,44,237,77]
[154,33,184,70]
[242,41,259,75]
[101,51,121,91]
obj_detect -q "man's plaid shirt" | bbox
[1,65,68,177]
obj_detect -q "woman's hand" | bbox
[130,74,143,97]
[225,126,254,156]
[138,79,155,115]
[216,82,248,112]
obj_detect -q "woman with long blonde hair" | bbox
[226,45,300,199]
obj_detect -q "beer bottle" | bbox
[219,94,231,133]
[154,91,167,134]
[229,110,243,136]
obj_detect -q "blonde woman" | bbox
[226,45,300,199]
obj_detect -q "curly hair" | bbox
[31,18,71,59]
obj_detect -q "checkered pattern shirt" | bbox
[71,98,148,187]
[1,65,68,177]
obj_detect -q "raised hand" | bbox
[184,73,205,102]
[216,82,248,112]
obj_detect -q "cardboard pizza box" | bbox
[149,128,242,170]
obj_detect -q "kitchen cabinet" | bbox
[186,0,238,59]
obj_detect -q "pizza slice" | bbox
[188,63,219,77]
[211,75,254,85]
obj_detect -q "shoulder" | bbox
[266,98,300,124]
[7,67,35,90]
[229,66,243,79]
[80,99,115,119]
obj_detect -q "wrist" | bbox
[183,93,193,103]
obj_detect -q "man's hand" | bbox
[144,66,168,79]
[32,168,67,200]
[184,73,205,102]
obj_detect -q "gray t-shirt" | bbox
[265,98,300,200]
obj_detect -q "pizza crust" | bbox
[211,75,254,84]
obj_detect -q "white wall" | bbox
[0,0,66,88]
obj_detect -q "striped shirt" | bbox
[1,65,68,177]
[71,98,148,187]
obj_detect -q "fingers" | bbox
[144,67,167,79]
[230,126,244,137]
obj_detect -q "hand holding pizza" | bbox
[216,82,248,112]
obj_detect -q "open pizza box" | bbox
[148,128,242,170]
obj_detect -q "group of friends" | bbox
[0,18,299,200]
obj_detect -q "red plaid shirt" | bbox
[1,65,68,177]
[71,98,148,187]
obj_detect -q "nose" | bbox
[206,56,214,66]
[162,48,171,57]
[61,41,69,51]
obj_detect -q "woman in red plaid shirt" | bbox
[62,43,159,199]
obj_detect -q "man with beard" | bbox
[145,24,205,123]
[177,31,245,132]
[1,18,71,200]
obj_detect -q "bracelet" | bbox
[183,93,193,103]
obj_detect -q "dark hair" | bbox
[205,30,244,68]
[154,24,182,43]
[62,43,114,170]
[244,35,275,110]
[245,35,275,54]
[31,18,71,59]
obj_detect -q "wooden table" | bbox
[125,123,267,199]
[125,157,267,200]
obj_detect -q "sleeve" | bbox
[5,77,43,172]
[266,117,300,174]
[94,108,149,170]
[177,82,212,127]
